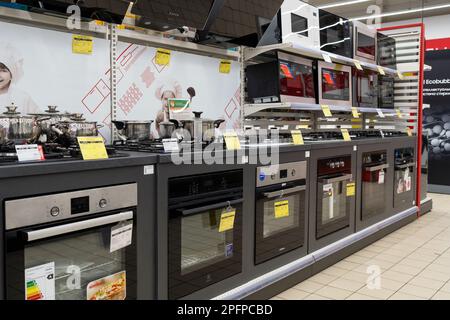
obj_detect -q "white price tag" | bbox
[110,220,133,253]
[15,144,45,162]
[322,53,332,63]
[376,109,385,118]
[162,138,179,152]
[378,171,385,184]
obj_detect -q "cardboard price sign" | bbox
[72,35,93,54]
[274,200,290,219]
[219,210,236,232]
[155,48,171,66]
[219,60,231,74]
[291,130,304,145]
[77,137,108,160]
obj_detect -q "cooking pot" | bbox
[54,114,103,138]
[159,120,176,139]
[112,120,153,141]
[29,106,74,142]
[175,112,225,142]
[0,105,42,143]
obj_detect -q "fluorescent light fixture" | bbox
[351,3,450,21]
[318,0,370,9]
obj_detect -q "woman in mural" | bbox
[0,42,40,114]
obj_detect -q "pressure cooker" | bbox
[112,120,153,141]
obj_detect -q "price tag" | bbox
[110,220,133,253]
[77,137,108,160]
[274,200,290,219]
[224,132,241,150]
[376,108,385,118]
[396,109,403,118]
[322,53,332,63]
[397,70,405,80]
[116,24,126,30]
[407,128,413,136]
[321,105,332,117]
[219,60,231,74]
[15,144,45,162]
[219,210,236,233]
[155,48,171,66]
[72,35,93,55]
[291,130,304,145]
[346,182,356,197]
[378,171,385,184]
[341,128,351,141]
[95,20,105,26]
[351,107,359,119]
[162,138,179,152]
[377,66,386,75]
[296,124,309,129]
[354,60,363,71]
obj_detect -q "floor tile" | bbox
[333,260,360,271]
[315,286,353,300]
[409,276,446,290]
[303,294,331,300]
[341,270,371,283]
[438,282,450,293]
[321,266,349,277]
[346,293,378,300]
[390,264,423,276]
[328,278,366,292]
[277,288,310,300]
[270,296,285,300]
[389,292,425,300]
[431,291,450,300]
[308,273,338,285]
[398,258,431,269]
[377,277,406,291]
[398,284,437,299]
[382,270,415,283]
[344,255,371,264]
[418,270,450,282]
[293,280,324,294]
[357,287,395,300]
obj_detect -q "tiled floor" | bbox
[272,193,450,300]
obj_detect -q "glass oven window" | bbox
[357,32,376,57]
[321,181,348,224]
[279,61,315,98]
[262,193,300,238]
[322,68,350,101]
[291,13,308,37]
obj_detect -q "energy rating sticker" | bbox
[321,105,332,117]
[346,182,356,197]
[72,35,93,54]
[219,60,231,74]
[291,130,304,145]
[341,128,351,141]
[351,107,359,119]
[26,280,43,300]
[155,48,171,66]
[224,132,241,150]
[219,210,236,233]
[77,137,108,160]
[274,200,290,219]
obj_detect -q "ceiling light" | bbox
[351,3,450,21]
[318,0,371,10]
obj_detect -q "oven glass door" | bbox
[362,163,389,219]
[322,68,350,101]
[357,72,377,108]
[357,31,376,59]
[5,211,136,300]
[255,183,305,265]
[394,163,414,208]
[168,198,243,300]
[279,60,315,99]
[378,76,395,109]
[316,174,352,239]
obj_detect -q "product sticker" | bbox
[225,243,234,257]
[341,129,351,141]
[25,262,55,300]
[322,53,332,63]
[397,70,405,80]
[110,220,133,253]
[155,48,171,66]
[323,184,333,197]
[274,200,290,219]
[167,98,191,120]
[405,176,412,192]
[407,128,413,136]
[321,105,332,117]
[378,171,385,184]
[15,144,45,162]
[346,183,356,197]
[354,60,363,71]
[72,35,93,55]
[162,138,179,152]
[296,124,309,130]
[291,130,304,145]
[219,210,236,233]
[87,271,126,300]
[351,107,360,119]
[396,109,403,118]
[219,60,232,74]
[377,66,386,75]
[376,109,385,118]
[77,137,108,160]
[223,132,241,150]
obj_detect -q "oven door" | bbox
[255,182,306,265]
[281,1,319,48]
[5,210,136,300]
[316,174,353,239]
[394,162,415,209]
[319,62,352,107]
[357,71,378,108]
[168,198,243,300]
[378,76,395,109]
[354,26,376,63]
[319,11,352,58]
[362,163,389,220]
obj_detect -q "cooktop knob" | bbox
[99,199,107,208]
[330,162,335,169]
[340,161,345,167]
[291,169,296,176]
[50,206,60,217]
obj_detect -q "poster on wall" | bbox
[423,49,450,187]
[0,20,241,143]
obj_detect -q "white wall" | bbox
[381,14,450,39]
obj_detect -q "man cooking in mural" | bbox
[0,43,40,114]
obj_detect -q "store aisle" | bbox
[272,193,450,300]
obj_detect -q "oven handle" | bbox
[395,162,415,170]
[177,198,244,217]
[263,185,306,199]
[24,211,133,242]
[319,174,353,184]
[365,163,390,172]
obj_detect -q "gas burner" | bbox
[381,131,408,138]
[303,132,342,143]
[113,139,165,153]
[349,131,384,140]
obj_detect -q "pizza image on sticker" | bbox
[87,271,126,300]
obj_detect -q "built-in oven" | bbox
[246,52,316,104]
[354,69,378,109]
[353,20,377,64]
[377,32,397,69]
[4,184,137,300]
[319,9,353,58]
[316,156,353,239]
[378,75,395,109]
[255,161,307,265]
[394,148,415,210]
[167,170,243,300]
[318,61,352,107]
[361,151,389,220]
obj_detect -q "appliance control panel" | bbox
[318,156,352,175]
[257,161,307,187]
[4,183,137,230]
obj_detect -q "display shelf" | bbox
[243,42,398,76]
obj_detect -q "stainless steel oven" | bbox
[4,184,137,300]
[318,61,353,107]
[168,170,243,300]
[394,148,415,210]
[354,69,378,109]
[255,161,307,265]
[353,20,376,64]
[316,156,353,239]
[361,151,389,220]
[319,9,353,58]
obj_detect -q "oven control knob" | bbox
[291,169,296,177]
[340,161,345,168]
[99,199,107,209]
[330,162,335,169]
[50,206,60,217]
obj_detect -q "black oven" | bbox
[168,170,243,300]
[4,184,137,300]
[319,9,353,58]
[255,161,307,265]
[378,32,397,69]
[394,148,415,210]
[316,156,353,239]
[354,69,378,109]
[378,75,395,109]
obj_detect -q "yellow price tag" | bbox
[354,60,363,71]
[321,105,332,117]
[155,48,171,66]
[219,60,231,74]
[377,66,386,75]
[341,128,351,141]
[219,210,235,232]
[116,24,126,30]
[346,183,356,197]
[72,35,93,55]
[291,130,304,145]
[407,128,413,136]
[274,200,290,219]
[396,109,403,118]
[224,132,241,150]
[95,20,105,26]
[397,70,405,80]
[296,124,309,129]
[77,137,108,160]
[351,107,359,119]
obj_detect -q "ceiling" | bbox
[306,0,450,23]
